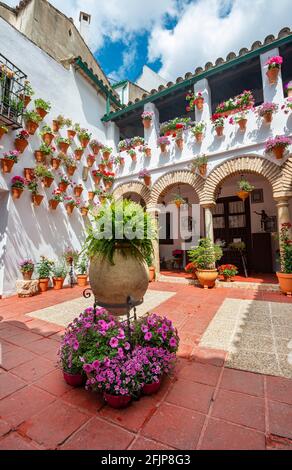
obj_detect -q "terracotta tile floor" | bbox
[0,282,292,450]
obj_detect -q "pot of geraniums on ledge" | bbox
[76,256,88,286]
[19,80,34,108]
[218,264,238,282]
[188,238,223,289]
[40,125,55,145]
[285,81,292,98]
[265,55,283,85]
[86,154,96,168]
[157,136,170,153]
[78,128,92,149]
[36,256,54,292]
[127,148,137,162]
[103,171,115,190]
[256,102,278,124]
[277,222,292,296]
[28,178,44,206]
[23,167,35,182]
[52,262,68,290]
[49,189,63,210]
[211,114,225,137]
[189,154,208,177]
[35,164,54,188]
[171,194,186,209]
[90,139,103,155]
[24,110,42,135]
[0,124,8,140]
[186,90,204,112]
[265,135,292,160]
[74,147,84,161]
[85,200,156,315]
[14,129,29,153]
[19,259,35,280]
[191,121,206,143]
[34,98,51,120]
[237,179,254,201]
[139,169,151,187]
[11,176,26,199]
[73,183,83,197]
[56,137,71,155]
[141,111,154,129]
[1,150,19,173]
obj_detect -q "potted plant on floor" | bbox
[78,128,92,148]
[11,176,27,199]
[84,199,156,315]
[237,178,254,201]
[277,222,292,296]
[36,256,54,292]
[157,136,170,153]
[1,150,19,173]
[265,55,283,85]
[56,137,71,155]
[19,259,35,280]
[76,256,88,286]
[24,110,42,135]
[133,313,179,353]
[191,121,206,143]
[265,135,292,160]
[34,98,51,119]
[141,111,154,129]
[28,178,44,206]
[0,124,8,140]
[52,262,68,290]
[211,114,225,137]
[49,188,63,209]
[14,129,29,153]
[189,154,208,177]
[188,238,223,289]
[138,169,151,186]
[218,264,238,282]
[90,139,103,155]
[256,102,278,124]
[40,125,55,145]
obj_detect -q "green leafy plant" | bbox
[238,179,254,192]
[23,81,34,97]
[76,256,88,275]
[39,125,53,136]
[229,241,246,252]
[34,98,51,112]
[191,121,206,135]
[34,164,53,179]
[36,256,54,279]
[24,110,42,124]
[189,154,208,172]
[52,261,68,279]
[39,143,55,155]
[278,223,292,273]
[27,178,39,195]
[188,238,223,270]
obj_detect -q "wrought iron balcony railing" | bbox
[0,53,27,129]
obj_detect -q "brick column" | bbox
[260,47,285,103]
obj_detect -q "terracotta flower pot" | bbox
[102,151,111,161]
[99,196,106,204]
[63,371,85,387]
[99,164,106,171]
[104,393,131,409]
[51,157,61,170]
[143,175,151,186]
[196,269,218,289]
[93,176,101,185]
[67,130,76,140]
[66,204,74,215]
[223,275,232,282]
[266,67,279,85]
[91,145,101,155]
[104,181,113,190]
[0,128,7,139]
[88,191,95,201]
[74,149,83,161]
[237,190,249,201]
[77,274,88,287]
[149,266,155,282]
[1,158,14,173]
[143,119,151,129]
[39,278,49,292]
[142,380,161,395]
[87,156,95,168]
[24,168,35,181]
[80,138,89,149]
[14,138,28,153]
[11,187,23,199]
[107,162,113,170]
[81,207,89,217]
[53,277,65,290]
[130,153,137,162]
[43,176,54,188]
[49,199,59,210]
[36,107,48,119]
[277,272,292,296]
[52,120,60,132]
[22,270,33,280]
[175,201,182,209]
[160,143,167,153]
[215,126,224,137]
[263,112,273,124]
[67,166,76,176]
[19,94,31,108]
[238,119,247,132]
[42,133,54,145]
[144,148,151,158]
[25,120,39,135]
[199,164,207,177]
[34,150,45,163]
[272,145,286,160]
[195,132,203,143]
[74,186,83,197]
[176,138,184,151]
[196,97,204,111]
[59,142,70,154]
[32,194,44,206]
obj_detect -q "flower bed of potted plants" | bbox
[277,222,292,296]
[141,111,154,129]
[14,129,29,153]
[186,90,204,112]
[49,188,63,209]
[237,179,254,201]
[285,81,292,98]
[52,262,68,290]
[19,80,34,108]
[229,111,248,132]
[218,264,238,282]
[215,90,255,116]
[103,171,115,190]
[11,176,26,199]
[256,102,278,124]
[40,125,55,145]
[127,148,137,162]
[35,164,54,188]
[191,121,206,143]
[138,169,151,186]
[157,136,170,153]
[265,55,283,85]
[188,238,223,289]
[64,196,80,215]
[1,150,19,173]
[265,135,292,160]
[28,178,44,206]
[211,114,225,137]
[34,98,51,119]
[19,259,35,280]
[189,154,208,177]
[90,139,103,155]
[36,256,54,292]
[56,137,71,154]
[0,125,8,140]
[24,110,42,135]
[78,129,92,148]
[76,256,88,286]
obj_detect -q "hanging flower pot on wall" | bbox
[1,158,15,173]
[67,129,76,140]
[14,137,28,153]
[49,199,59,210]
[24,168,35,181]
[43,176,54,188]
[74,149,83,161]
[34,150,45,163]
[51,157,61,170]
[32,194,44,206]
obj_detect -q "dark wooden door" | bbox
[252,233,273,273]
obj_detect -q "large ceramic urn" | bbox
[89,248,149,316]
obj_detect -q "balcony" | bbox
[0,53,27,129]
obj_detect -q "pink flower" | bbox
[169,337,177,348]
[109,337,119,348]
[144,332,152,341]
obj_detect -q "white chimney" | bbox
[79,11,91,44]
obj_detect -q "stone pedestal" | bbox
[16,280,39,297]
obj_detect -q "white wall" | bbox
[0,18,109,296]
[136,65,168,93]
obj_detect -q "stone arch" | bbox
[149,170,204,208]
[201,155,283,205]
[112,181,151,206]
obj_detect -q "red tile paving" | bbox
[0,281,292,450]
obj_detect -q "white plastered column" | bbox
[260,47,285,103]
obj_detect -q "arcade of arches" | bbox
[112,157,292,277]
